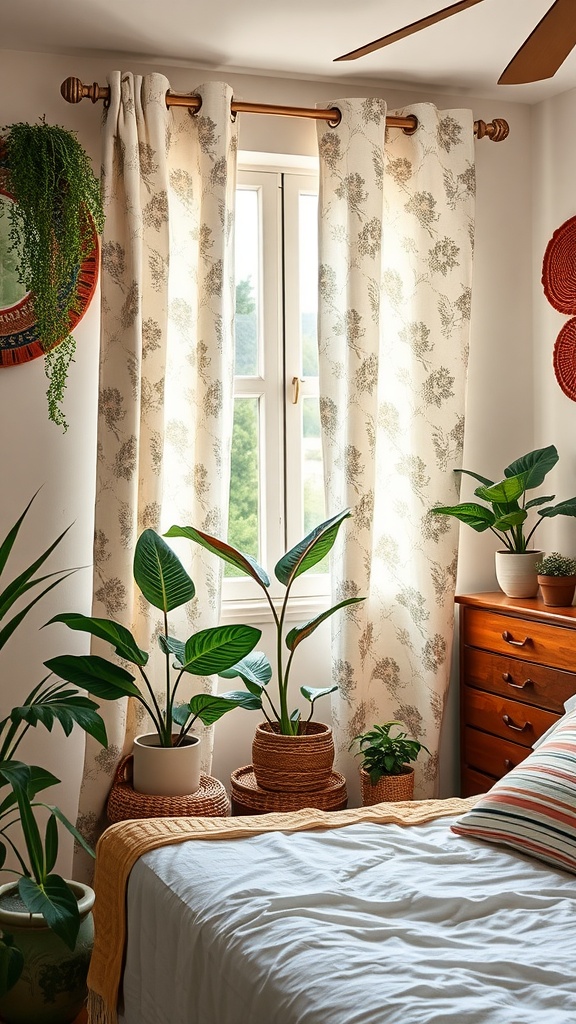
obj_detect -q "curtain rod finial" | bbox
[61,78,106,104]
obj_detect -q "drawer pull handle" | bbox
[504,759,515,771]
[502,672,533,690]
[502,713,530,733]
[501,630,531,648]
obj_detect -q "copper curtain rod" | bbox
[60,77,510,142]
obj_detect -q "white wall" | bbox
[0,46,537,871]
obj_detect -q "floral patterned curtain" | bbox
[74,72,238,878]
[317,100,475,801]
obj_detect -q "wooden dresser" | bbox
[456,592,576,797]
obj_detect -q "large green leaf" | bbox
[0,571,77,654]
[475,474,528,505]
[18,874,80,950]
[218,651,272,694]
[44,655,142,701]
[181,625,261,676]
[504,445,558,489]
[275,509,351,586]
[0,489,72,621]
[0,760,32,794]
[0,936,24,998]
[285,597,365,652]
[301,685,338,705]
[133,529,195,613]
[48,804,95,860]
[165,525,270,589]
[10,691,108,747]
[493,509,527,531]
[454,468,494,487]
[181,690,262,727]
[0,765,60,816]
[539,497,576,519]
[159,635,186,665]
[430,503,495,532]
[47,613,148,666]
[44,813,58,875]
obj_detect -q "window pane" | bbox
[234,189,259,376]
[227,398,260,575]
[303,396,326,572]
[299,193,318,378]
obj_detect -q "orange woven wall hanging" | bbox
[542,215,576,401]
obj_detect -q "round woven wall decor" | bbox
[552,317,576,402]
[542,215,576,315]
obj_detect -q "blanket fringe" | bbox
[88,988,118,1024]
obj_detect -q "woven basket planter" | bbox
[252,721,335,792]
[231,765,347,815]
[360,766,414,806]
[106,756,230,823]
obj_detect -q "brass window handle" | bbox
[292,377,304,404]
[502,629,531,648]
[502,713,531,733]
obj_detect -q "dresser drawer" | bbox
[461,766,497,798]
[462,647,576,714]
[462,686,558,748]
[464,606,576,672]
[463,726,529,778]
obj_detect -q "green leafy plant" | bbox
[430,445,576,552]
[166,509,364,736]
[0,492,109,994]
[2,120,104,431]
[535,552,576,577]
[47,529,263,748]
[349,722,430,784]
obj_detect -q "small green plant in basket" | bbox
[349,722,429,784]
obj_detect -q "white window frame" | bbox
[222,154,328,622]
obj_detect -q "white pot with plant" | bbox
[536,552,576,607]
[47,530,263,796]
[431,445,576,598]
[0,494,113,1022]
[349,722,430,805]
[167,509,365,794]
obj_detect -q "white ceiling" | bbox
[4,0,576,105]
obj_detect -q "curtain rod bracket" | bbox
[60,78,509,141]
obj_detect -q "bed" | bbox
[88,712,576,1024]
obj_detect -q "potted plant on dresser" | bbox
[47,529,262,799]
[430,445,576,598]
[349,722,430,806]
[167,509,364,810]
[536,552,576,607]
[0,493,111,1024]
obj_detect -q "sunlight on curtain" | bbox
[317,100,475,801]
[74,73,238,878]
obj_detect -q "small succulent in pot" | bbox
[348,721,430,784]
[535,552,576,577]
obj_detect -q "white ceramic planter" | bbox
[132,733,202,795]
[494,550,542,598]
[0,880,94,1024]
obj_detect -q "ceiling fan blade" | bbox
[335,0,486,62]
[498,0,576,84]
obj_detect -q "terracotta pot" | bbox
[132,732,202,795]
[494,550,542,598]
[360,766,415,805]
[0,881,94,1024]
[537,574,576,607]
[251,721,334,792]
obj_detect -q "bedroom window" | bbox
[224,159,325,614]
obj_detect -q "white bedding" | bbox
[119,814,576,1024]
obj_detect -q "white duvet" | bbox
[119,814,576,1024]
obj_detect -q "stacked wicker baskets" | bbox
[230,722,348,814]
[106,755,230,823]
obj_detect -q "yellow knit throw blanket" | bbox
[87,795,479,1024]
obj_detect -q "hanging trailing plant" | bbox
[1,119,104,430]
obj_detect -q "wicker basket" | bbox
[230,764,347,815]
[252,721,335,792]
[360,766,414,806]
[106,755,230,823]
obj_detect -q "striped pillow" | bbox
[451,708,576,874]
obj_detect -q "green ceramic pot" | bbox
[0,880,94,1024]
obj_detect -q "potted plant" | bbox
[349,722,430,805]
[535,552,576,607]
[0,492,111,1022]
[47,529,263,797]
[1,121,104,431]
[430,445,576,598]
[166,509,364,793]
